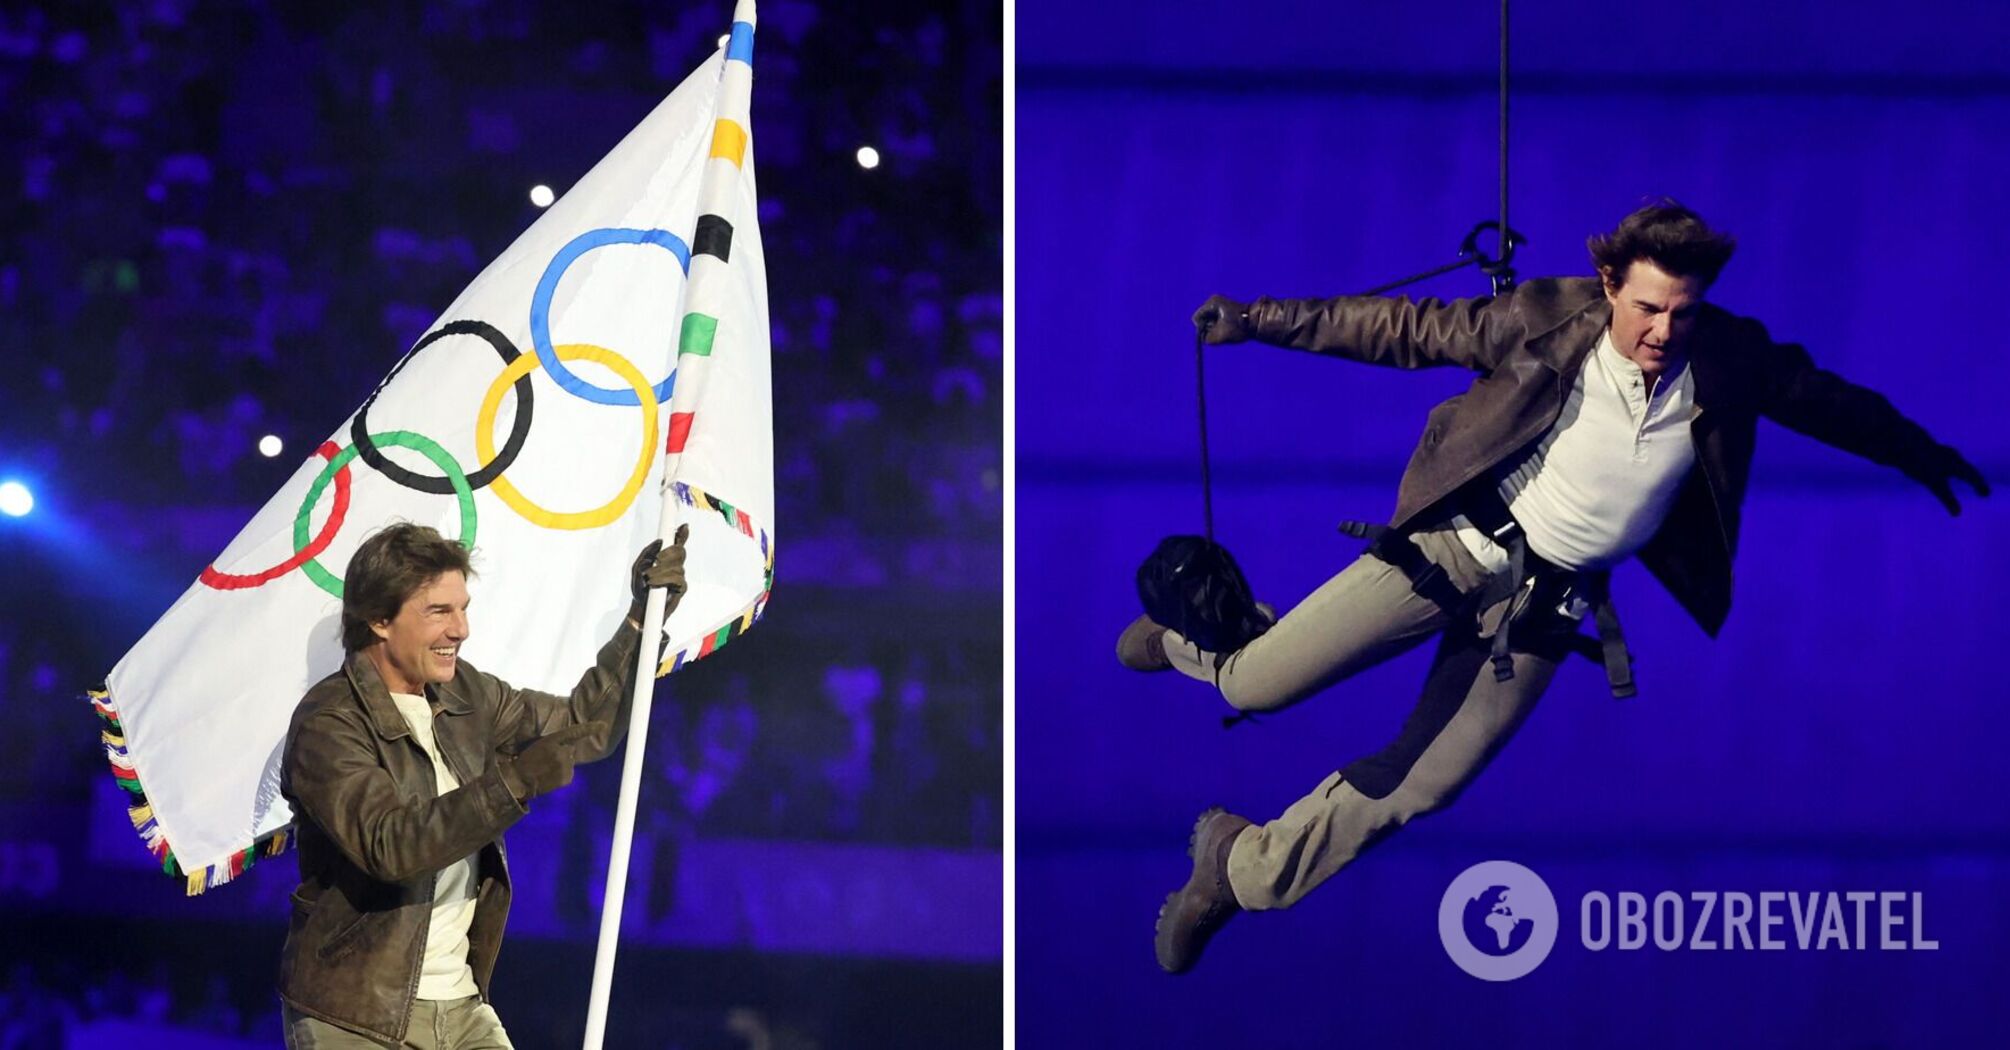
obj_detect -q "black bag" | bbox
[1135,535,1272,654]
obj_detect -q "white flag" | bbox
[94,27,772,894]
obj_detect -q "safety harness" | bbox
[1341,487,1636,700]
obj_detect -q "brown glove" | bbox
[498,722,606,803]
[1903,442,1990,516]
[628,524,691,624]
[1192,294,1253,344]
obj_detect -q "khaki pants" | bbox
[1165,526,1564,911]
[282,998,514,1050]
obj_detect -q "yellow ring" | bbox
[476,342,658,530]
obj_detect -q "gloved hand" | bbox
[1904,443,1990,516]
[628,524,690,624]
[498,722,606,803]
[1192,294,1254,344]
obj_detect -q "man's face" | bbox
[369,571,471,692]
[1603,259,1706,380]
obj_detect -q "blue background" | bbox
[1017,1,2010,1045]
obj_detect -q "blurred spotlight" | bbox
[856,146,881,170]
[0,481,33,518]
[259,434,284,458]
[529,184,555,208]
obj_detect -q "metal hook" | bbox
[1459,220,1526,294]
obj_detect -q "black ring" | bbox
[351,319,533,494]
[1460,220,1525,270]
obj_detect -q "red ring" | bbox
[199,441,353,590]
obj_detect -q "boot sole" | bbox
[1153,807,1243,974]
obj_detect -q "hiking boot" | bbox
[1115,614,1172,672]
[1154,807,1253,974]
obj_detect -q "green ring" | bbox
[294,431,477,598]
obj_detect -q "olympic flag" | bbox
[93,9,771,894]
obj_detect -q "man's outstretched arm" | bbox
[1746,320,1989,515]
[1194,291,1516,372]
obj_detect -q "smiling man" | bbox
[277,523,686,1047]
[1129,200,1989,974]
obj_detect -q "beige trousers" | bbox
[282,997,513,1050]
[1166,526,1562,911]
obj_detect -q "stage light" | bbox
[0,481,33,518]
[258,434,283,458]
[529,184,555,208]
[856,146,881,170]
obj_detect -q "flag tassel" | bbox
[88,686,294,896]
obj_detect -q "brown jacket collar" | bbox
[341,649,474,742]
[1517,284,1726,413]
[1524,291,1609,374]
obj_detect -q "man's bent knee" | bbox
[1217,660,1314,714]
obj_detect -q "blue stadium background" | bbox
[1017,1,2010,1045]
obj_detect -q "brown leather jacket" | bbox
[1247,277,1952,635]
[277,619,641,1043]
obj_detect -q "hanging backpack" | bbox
[1135,534,1272,654]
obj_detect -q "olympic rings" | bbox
[529,228,689,406]
[200,228,689,596]
[199,442,352,590]
[294,432,477,598]
[475,343,659,531]
[352,320,534,494]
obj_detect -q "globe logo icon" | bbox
[1460,884,1536,957]
[1438,861,1558,980]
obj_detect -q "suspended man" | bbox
[1124,200,1989,974]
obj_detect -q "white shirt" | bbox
[389,691,482,1001]
[1456,327,1697,573]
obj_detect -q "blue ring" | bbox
[530,227,691,405]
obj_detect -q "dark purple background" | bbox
[1017,1,2010,1045]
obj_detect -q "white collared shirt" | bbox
[1456,327,1698,573]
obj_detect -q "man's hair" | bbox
[1587,199,1737,290]
[340,523,474,653]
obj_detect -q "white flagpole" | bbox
[583,4,759,1047]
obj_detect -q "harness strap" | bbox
[1462,488,1638,699]
[1359,526,1468,615]
[1584,573,1636,699]
[1341,500,1638,699]
[1490,531,1527,683]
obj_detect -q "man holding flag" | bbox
[96,2,773,1044]
[275,523,686,1047]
